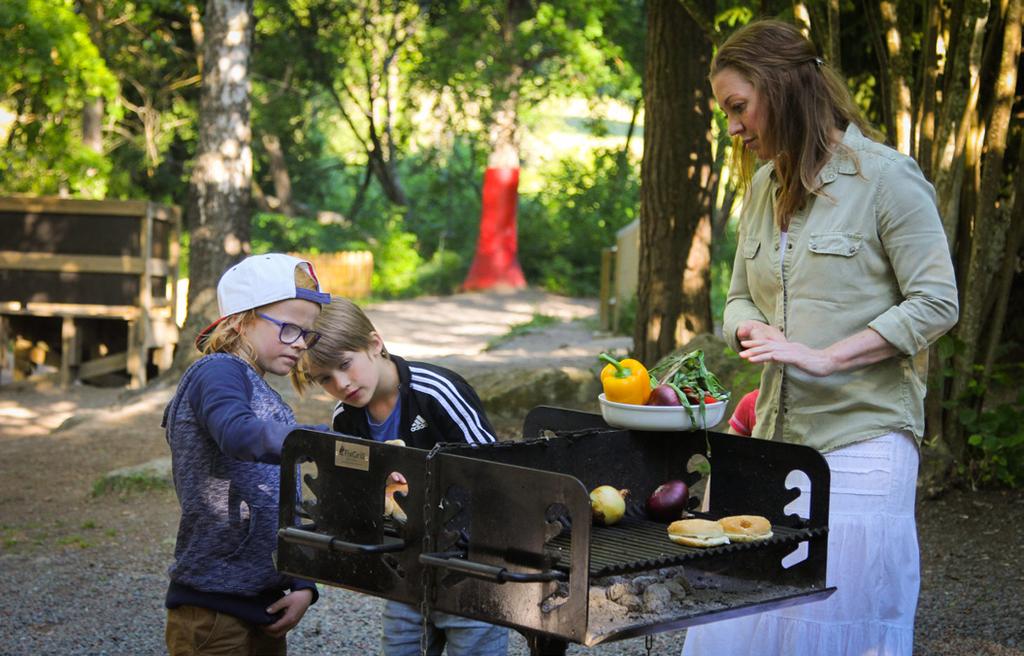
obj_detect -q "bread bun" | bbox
[384,481,409,522]
[667,518,730,548]
[720,515,772,542]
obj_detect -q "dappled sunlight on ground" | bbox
[366,289,613,361]
[0,381,172,441]
[1,391,83,439]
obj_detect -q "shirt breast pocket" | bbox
[743,238,761,259]
[807,232,863,257]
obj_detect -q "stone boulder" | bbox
[467,365,602,430]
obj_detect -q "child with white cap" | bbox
[162,253,330,655]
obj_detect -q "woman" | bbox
[684,19,959,656]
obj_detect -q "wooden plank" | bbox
[60,316,78,387]
[140,206,154,322]
[0,196,150,217]
[78,352,129,380]
[127,319,144,388]
[598,246,616,332]
[148,258,171,277]
[0,251,145,274]
[0,302,141,319]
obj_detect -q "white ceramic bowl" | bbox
[598,393,728,431]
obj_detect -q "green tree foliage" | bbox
[90,0,200,202]
[519,147,639,296]
[0,0,118,195]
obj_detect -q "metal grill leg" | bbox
[522,632,568,656]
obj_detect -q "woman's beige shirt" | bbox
[723,125,959,453]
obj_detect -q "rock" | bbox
[467,366,601,422]
[664,579,690,599]
[606,581,634,602]
[616,592,644,611]
[630,575,661,591]
[93,457,172,495]
[643,583,672,612]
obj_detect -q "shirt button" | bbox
[848,246,856,254]
[774,243,780,250]
[787,243,793,250]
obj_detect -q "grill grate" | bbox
[547,516,827,577]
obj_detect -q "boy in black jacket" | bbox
[295,296,507,656]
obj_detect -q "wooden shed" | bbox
[0,196,181,387]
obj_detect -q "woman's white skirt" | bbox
[682,431,920,656]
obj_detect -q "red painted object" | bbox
[462,167,526,291]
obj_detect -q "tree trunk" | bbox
[933,0,989,245]
[80,0,105,155]
[793,2,812,36]
[826,0,841,70]
[945,0,1022,462]
[874,0,915,153]
[260,133,293,215]
[172,0,255,372]
[634,0,715,364]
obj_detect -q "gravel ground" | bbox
[1,469,1020,655]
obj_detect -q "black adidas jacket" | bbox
[330,355,497,449]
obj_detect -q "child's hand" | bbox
[262,588,314,638]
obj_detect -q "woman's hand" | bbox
[739,337,837,377]
[263,588,314,638]
[736,320,786,343]
[740,328,898,377]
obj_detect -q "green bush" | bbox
[370,220,424,298]
[958,361,1024,488]
[933,335,1024,488]
[416,249,467,296]
[245,143,640,299]
[519,147,639,296]
[712,217,740,321]
[964,393,1024,488]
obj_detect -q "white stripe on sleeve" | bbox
[410,366,495,444]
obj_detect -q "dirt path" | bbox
[0,290,1021,655]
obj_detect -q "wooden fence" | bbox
[293,251,374,299]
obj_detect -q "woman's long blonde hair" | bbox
[200,264,319,365]
[292,296,388,393]
[711,19,881,225]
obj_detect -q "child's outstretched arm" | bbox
[188,358,323,462]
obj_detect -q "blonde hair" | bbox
[201,263,320,366]
[292,296,388,393]
[711,19,881,226]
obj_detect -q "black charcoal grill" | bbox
[276,406,835,654]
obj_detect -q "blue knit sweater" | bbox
[162,353,317,623]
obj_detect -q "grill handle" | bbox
[419,552,567,584]
[278,527,406,554]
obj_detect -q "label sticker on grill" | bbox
[335,442,370,471]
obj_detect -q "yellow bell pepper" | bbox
[599,353,652,405]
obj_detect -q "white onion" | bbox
[590,485,629,525]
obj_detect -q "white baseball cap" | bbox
[195,253,331,349]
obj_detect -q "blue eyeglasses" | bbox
[257,313,322,348]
